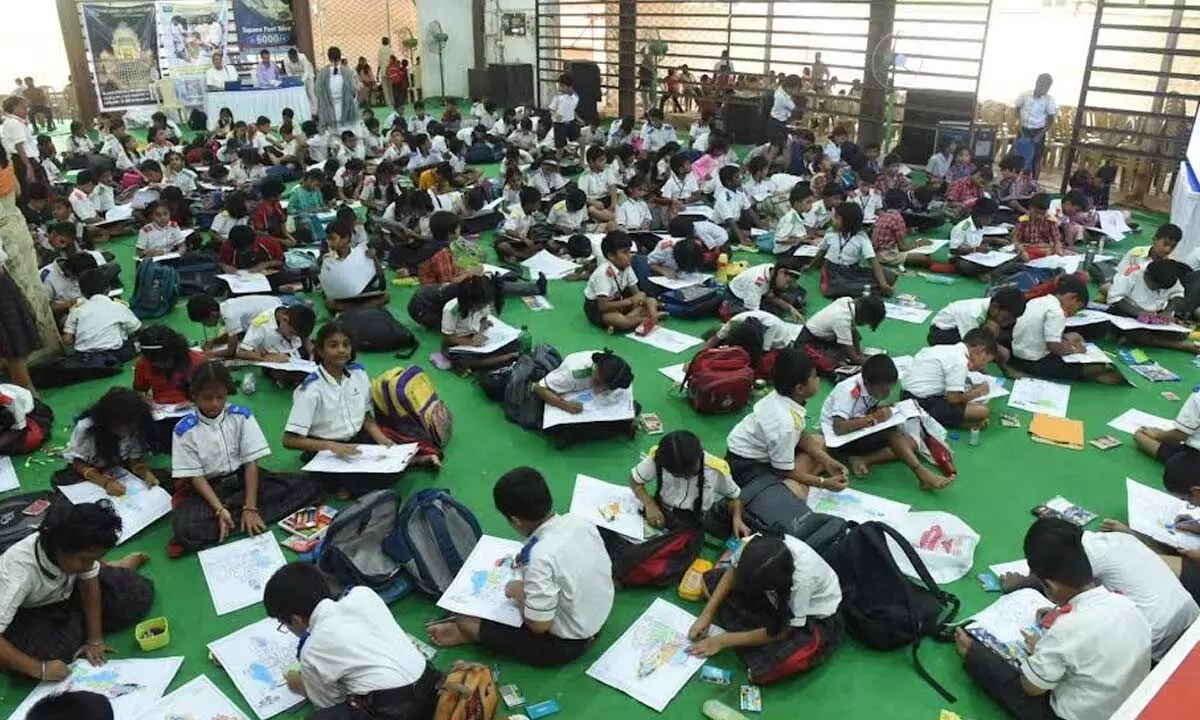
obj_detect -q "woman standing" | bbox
[356,57,377,108]
[315,47,359,135]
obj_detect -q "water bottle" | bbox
[862,284,872,297]
[240,372,257,396]
[702,699,748,720]
[917,271,956,286]
[969,426,981,447]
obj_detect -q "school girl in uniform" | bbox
[53,388,161,494]
[440,275,521,371]
[169,362,320,555]
[0,382,53,455]
[808,202,895,298]
[631,430,752,539]
[534,349,635,448]
[132,325,206,452]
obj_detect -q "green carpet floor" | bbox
[0,137,1187,719]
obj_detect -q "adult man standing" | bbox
[1014,73,1058,180]
[285,48,317,113]
[20,79,54,133]
[205,52,239,89]
[377,37,394,109]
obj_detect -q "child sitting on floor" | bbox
[55,387,159,494]
[236,304,316,366]
[62,270,141,363]
[0,383,53,456]
[1134,387,1200,494]
[795,294,886,368]
[440,275,521,371]
[134,202,186,260]
[713,165,757,248]
[1012,194,1062,261]
[631,430,751,539]
[28,692,114,720]
[497,187,544,264]
[929,288,1027,348]
[188,293,285,360]
[943,166,992,222]
[1095,223,1181,301]
[133,325,205,451]
[872,189,931,269]
[319,221,389,313]
[633,236,704,295]
[534,349,636,448]
[722,263,804,322]
[809,202,895,298]
[771,184,818,257]
[940,198,1008,278]
[1107,260,1197,354]
[903,328,999,431]
[583,231,661,334]
[1007,275,1124,384]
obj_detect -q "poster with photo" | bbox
[232,0,295,49]
[82,2,161,109]
[158,0,228,72]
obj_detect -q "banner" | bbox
[158,1,229,73]
[82,3,162,109]
[232,0,294,49]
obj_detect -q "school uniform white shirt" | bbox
[852,189,882,222]
[89,184,116,214]
[548,92,580,124]
[172,404,272,478]
[0,534,100,634]
[546,201,588,232]
[645,238,681,270]
[300,586,428,708]
[931,297,990,336]
[447,152,467,175]
[99,135,123,162]
[165,167,198,196]
[209,211,248,240]
[576,170,612,201]
[726,391,808,471]
[1173,390,1200,450]
[717,310,802,350]
[661,172,700,202]
[1021,586,1149,720]
[332,167,361,191]
[285,363,371,441]
[490,118,510,136]
[539,351,599,395]
[1107,267,1184,312]
[502,204,531,237]
[220,295,282,336]
[803,200,830,232]
[520,514,613,639]
[507,129,538,151]
[239,309,302,357]
[1011,295,1066,362]
[63,295,141,353]
[406,151,438,174]
[381,142,411,165]
[632,450,739,514]
[408,115,431,135]
[63,417,147,468]
[41,262,82,304]
[925,152,952,178]
[114,148,140,173]
[904,343,971,399]
[733,533,841,626]
[136,222,184,255]
[307,134,330,163]
[693,220,727,250]
[950,217,984,251]
[616,198,652,231]
[584,261,638,301]
[0,384,33,431]
[820,231,875,266]
[691,126,711,153]
[440,298,490,337]
[0,115,38,161]
[40,158,64,184]
[744,177,774,204]
[712,186,751,225]
[727,264,773,311]
[769,87,796,122]
[336,142,367,164]
[804,296,857,346]
[66,134,93,156]
[823,139,841,163]
[774,209,805,252]
[641,123,678,153]
[819,375,882,436]
[530,170,567,196]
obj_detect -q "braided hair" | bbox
[734,530,796,635]
[654,430,705,514]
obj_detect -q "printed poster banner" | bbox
[82,3,162,109]
[158,1,229,73]
[232,0,295,49]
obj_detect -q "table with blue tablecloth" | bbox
[203,86,311,131]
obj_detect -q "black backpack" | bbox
[317,489,412,602]
[338,308,419,357]
[407,284,458,331]
[823,521,961,702]
[503,344,562,429]
[0,491,55,553]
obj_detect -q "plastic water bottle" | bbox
[917,271,956,285]
[702,699,748,720]
[969,426,981,447]
[240,372,257,396]
[862,284,872,297]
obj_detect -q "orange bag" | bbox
[434,662,498,720]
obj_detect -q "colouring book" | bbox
[883,302,933,324]
[136,674,249,720]
[821,399,919,448]
[445,318,522,355]
[301,443,419,474]
[1107,409,1174,435]
[569,474,645,540]
[964,588,1053,666]
[1007,378,1071,418]
[1126,477,1200,552]
[217,273,272,294]
[806,487,911,525]
[521,250,581,280]
[9,657,184,720]
[648,273,711,290]
[58,473,172,544]
[436,535,524,627]
[542,387,636,428]
[198,533,288,615]
[208,618,304,720]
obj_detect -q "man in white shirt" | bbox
[1014,73,1058,179]
[205,52,240,89]
[427,468,614,666]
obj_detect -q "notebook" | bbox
[1029,414,1084,450]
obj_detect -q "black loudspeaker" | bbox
[896,89,976,165]
[724,96,767,144]
[568,61,601,123]
[486,63,534,108]
[468,69,490,101]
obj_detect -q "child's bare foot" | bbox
[848,457,870,477]
[1100,518,1132,534]
[953,627,973,659]
[428,622,470,647]
[917,467,953,491]
[1000,572,1037,593]
[977,418,990,431]
[414,454,443,471]
[110,552,150,570]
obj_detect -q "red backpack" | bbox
[683,347,755,414]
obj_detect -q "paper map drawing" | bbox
[569,474,646,540]
[807,487,911,524]
[437,535,524,627]
[57,473,172,544]
[138,674,249,720]
[198,533,288,615]
[8,657,184,720]
[208,617,304,720]
[1126,477,1200,552]
[1007,378,1071,418]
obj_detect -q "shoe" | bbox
[535,272,548,295]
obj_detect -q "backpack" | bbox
[0,492,55,554]
[824,521,961,702]
[130,260,179,319]
[476,365,513,403]
[408,284,459,331]
[187,109,208,132]
[502,344,563,429]
[317,489,413,602]
[739,475,849,554]
[174,256,222,296]
[371,366,453,448]
[339,308,419,357]
[384,489,482,596]
[683,347,755,414]
[601,526,703,588]
[660,284,723,319]
[434,662,498,720]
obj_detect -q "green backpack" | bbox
[130,260,179,319]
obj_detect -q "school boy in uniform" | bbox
[1006,276,1125,384]
[928,288,1026,365]
[427,467,614,667]
[1094,223,1181,300]
[188,293,285,360]
[794,294,886,368]
[266,564,441,719]
[62,270,141,363]
[1133,387,1200,498]
[819,355,952,490]
[904,328,999,431]
[955,518,1151,720]
[583,231,661,334]
[1107,260,1198,355]
[725,348,848,494]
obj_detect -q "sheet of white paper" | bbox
[648,273,711,290]
[892,355,914,376]
[446,317,522,355]
[884,302,933,324]
[473,197,504,216]
[252,358,318,374]
[904,239,948,255]
[198,533,288,616]
[658,363,687,384]
[1126,477,1200,552]
[521,249,580,280]
[1098,210,1132,241]
[587,598,723,712]
[150,252,182,263]
[0,456,18,493]
[479,263,510,277]
[679,205,714,221]
[218,273,273,294]
[962,250,1019,267]
[8,657,184,720]
[570,474,645,540]
[543,387,636,429]
[1027,254,1082,274]
[436,535,524,627]
[967,372,1010,403]
[58,475,172,544]
[1061,342,1112,364]
[1108,314,1192,335]
[1007,378,1071,418]
[627,326,704,354]
[1108,409,1175,435]
[100,204,134,223]
[793,244,822,257]
[982,224,1014,237]
[302,443,419,474]
[988,559,1031,578]
[967,588,1054,648]
[137,674,249,720]
[318,245,376,300]
[806,487,911,524]
[770,173,804,194]
[822,399,919,448]
[1065,309,1114,328]
[150,402,191,421]
[208,617,305,719]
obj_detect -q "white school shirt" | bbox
[548,92,579,123]
[66,134,93,155]
[925,152,952,178]
[717,310,802,350]
[99,135,123,161]
[0,115,38,160]
[584,261,638,301]
[803,200,830,232]
[931,297,990,335]
[733,534,841,626]
[546,201,588,232]
[300,586,428,708]
[853,189,882,222]
[336,142,367,164]
[949,217,984,251]
[114,148,140,173]
[90,183,116,213]
[774,209,805,253]
[1021,586,1149,720]
[68,187,98,221]
[820,375,882,436]
[726,391,808,471]
[1010,295,1065,362]
[165,167,198,195]
[307,134,330,163]
[576,169,612,201]
[770,87,796,122]
[616,198,652,230]
[744,177,774,204]
[0,534,100,634]
[332,166,361,191]
[632,450,739,514]
[285,363,372,441]
[64,417,147,468]
[507,129,537,151]
[530,170,567,196]
[1107,267,1184,312]
[642,123,678,153]
[64,295,141,353]
[440,298,490,337]
[823,139,841,163]
[539,351,599,395]
[381,142,411,164]
[0,384,34,431]
[239,309,302,356]
[220,295,282,336]
[646,238,681,270]
[502,204,531,237]
[727,264,773,311]
[136,222,185,255]
[209,211,248,240]
[1081,531,1199,661]
[1173,390,1200,451]
[406,151,438,174]
[904,343,971,399]
[712,186,751,225]
[490,118,510,136]
[41,261,82,304]
[804,296,857,346]
[41,158,64,184]
[1016,92,1058,130]
[172,404,271,478]
[820,231,875,266]
[519,514,613,640]
[693,220,727,250]
[408,114,431,135]
[661,171,699,202]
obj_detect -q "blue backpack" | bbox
[384,488,482,596]
[130,260,179,319]
[317,489,413,602]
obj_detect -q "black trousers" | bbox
[308,663,441,720]
[478,620,593,667]
[964,641,1061,720]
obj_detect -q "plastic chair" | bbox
[156,79,185,122]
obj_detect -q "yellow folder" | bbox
[1029,414,1085,450]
